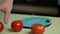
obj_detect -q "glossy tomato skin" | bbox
[11,20,23,32]
[0,22,4,32]
[31,24,45,34]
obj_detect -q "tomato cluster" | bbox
[0,22,4,32]
[11,20,23,32]
[0,20,45,34]
[31,24,45,34]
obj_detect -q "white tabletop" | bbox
[0,12,60,34]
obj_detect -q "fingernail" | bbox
[4,19,8,24]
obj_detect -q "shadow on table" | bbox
[28,32,32,34]
[8,29,14,32]
[8,29,32,34]
[45,23,52,27]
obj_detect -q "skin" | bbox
[0,0,13,24]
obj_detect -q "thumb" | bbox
[4,11,10,24]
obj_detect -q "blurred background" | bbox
[12,0,60,17]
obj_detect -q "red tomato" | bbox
[0,22,4,32]
[31,24,45,34]
[11,20,23,32]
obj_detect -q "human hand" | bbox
[0,0,13,24]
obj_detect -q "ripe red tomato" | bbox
[31,24,45,34]
[0,22,4,32]
[11,20,23,32]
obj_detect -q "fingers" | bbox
[0,6,3,11]
[0,4,2,10]
[0,7,1,10]
[0,6,11,24]
[0,6,1,10]
[4,10,10,24]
